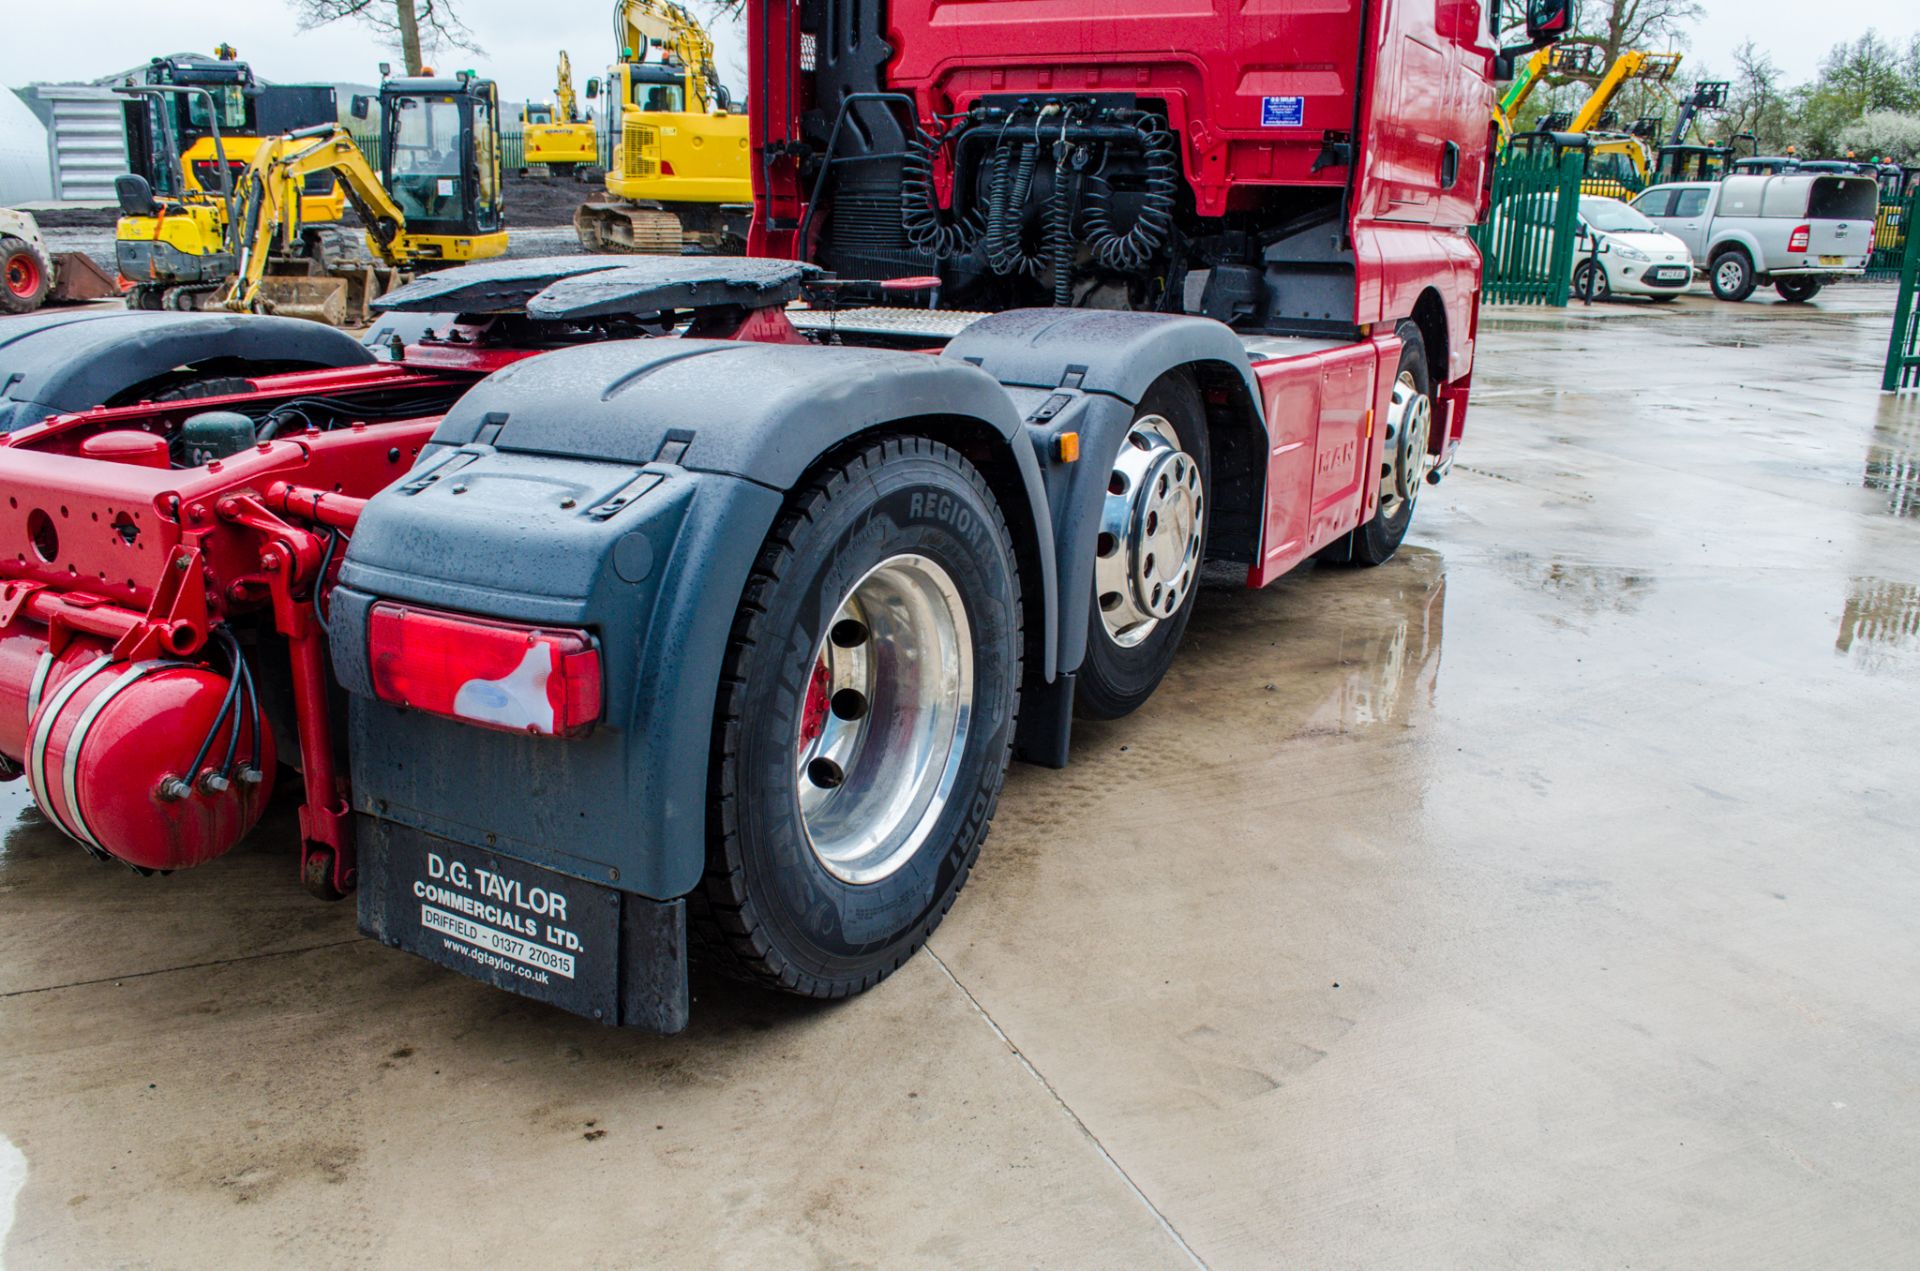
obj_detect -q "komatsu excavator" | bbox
[573,0,751,254]
[520,52,600,180]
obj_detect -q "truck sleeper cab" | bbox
[0,1,1564,1031]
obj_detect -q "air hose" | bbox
[901,127,982,259]
[1083,115,1178,273]
[985,137,1045,277]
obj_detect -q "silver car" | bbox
[1631,174,1879,302]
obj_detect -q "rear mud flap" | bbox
[357,818,689,1033]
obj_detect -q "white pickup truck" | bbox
[1631,173,1880,303]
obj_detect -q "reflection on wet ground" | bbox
[1865,397,1920,518]
[1836,576,1920,669]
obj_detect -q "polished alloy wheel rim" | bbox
[1381,370,1432,519]
[1094,416,1204,649]
[796,554,973,885]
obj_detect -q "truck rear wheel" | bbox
[1076,375,1210,721]
[1710,249,1756,302]
[1325,322,1431,567]
[1,236,52,315]
[694,435,1023,999]
[1774,278,1823,303]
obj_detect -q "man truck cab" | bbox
[0,0,1566,1033]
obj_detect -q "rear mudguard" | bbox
[942,309,1268,683]
[0,310,376,433]
[333,337,1058,903]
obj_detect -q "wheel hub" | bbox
[1094,417,1204,648]
[1381,370,1432,518]
[5,254,39,299]
[795,554,973,885]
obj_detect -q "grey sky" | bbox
[0,2,1913,106]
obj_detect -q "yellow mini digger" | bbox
[114,71,509,325]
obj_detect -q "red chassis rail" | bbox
[0,357,492,894]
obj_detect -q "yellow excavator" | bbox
[521,52,599,180]
[220,72,510,324]
[574,0,751,254]
[113,49,348,310]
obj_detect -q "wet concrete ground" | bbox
[2,287,1918,1267]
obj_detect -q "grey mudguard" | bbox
[943,309,1269,677]
[371,255,635,314]
[334,336,1057,902]
[942,308,1264,406]
[0,310,375,433]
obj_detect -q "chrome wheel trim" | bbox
[1094,415,1205,649]
[1381,370,1433,520]
[795,553,974,886]
[1716,257,1744,294]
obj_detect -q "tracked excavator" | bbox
[574,0,751,254]
[521,52,600,180]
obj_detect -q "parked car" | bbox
[1570,195,1695,301]
[1631,173,1879,302]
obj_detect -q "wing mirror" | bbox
[351,95,372,121]
[586,77,600,100]
[1526,0,1573,44]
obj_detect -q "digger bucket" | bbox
[258,275,350,327]
[48,253,119,304]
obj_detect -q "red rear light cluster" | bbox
[1788,225,1811,253]
[368,603,603,737]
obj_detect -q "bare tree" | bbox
[287,0,482,77]
[1565,0,1704,68]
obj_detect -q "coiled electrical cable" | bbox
[1082,115,1179,273]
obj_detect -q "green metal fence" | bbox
[1885,192,1920,392]
[1870,196,1911,284]
[1472,149,1589,306]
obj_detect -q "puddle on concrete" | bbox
[1835,576,1920,671]
[0,781,58,886]
[1499,554,1654,617]
[0,1132,24,1269]
[1864,397,1920,519]
[1303,557,1447,733]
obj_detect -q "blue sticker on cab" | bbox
[1261,96,1305,128]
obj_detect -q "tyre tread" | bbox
[689,434,1023,998]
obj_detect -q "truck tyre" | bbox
[1710,249,1756,302]
[1076,374,1210,721]
[694,435,1023,999]
[1774,278,1823,303]
[1,236,52,315]
[1324,322,1431,568]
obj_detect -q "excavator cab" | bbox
[376,74,508,260]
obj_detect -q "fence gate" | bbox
[1471,149,1589,307]
[1871,194,1911,285]
[1887,191,1920,392]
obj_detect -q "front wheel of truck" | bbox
[1323,322,1431,567]
[693,435,1024,999]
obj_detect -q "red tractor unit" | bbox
[0,2,1565,1031]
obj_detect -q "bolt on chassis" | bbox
[0,253,1458,1030]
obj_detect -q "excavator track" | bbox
[574,202,690,255]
